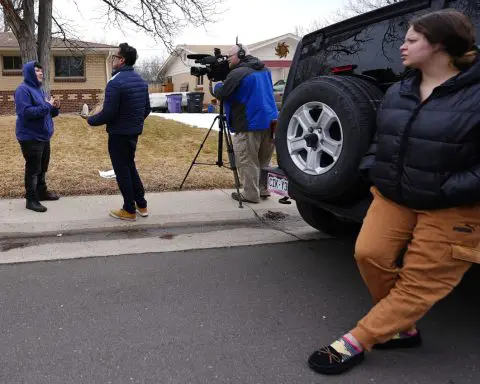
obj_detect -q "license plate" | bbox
[268,172,289,196]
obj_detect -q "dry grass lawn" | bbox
[0,114,252,198]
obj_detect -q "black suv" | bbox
[269,0,480,235]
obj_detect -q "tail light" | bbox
[331,64,357,74]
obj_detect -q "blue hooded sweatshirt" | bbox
[15,61,59,141]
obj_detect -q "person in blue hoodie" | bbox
[15,61,60,213]
[87,43,151,221]
[213,44,278,203]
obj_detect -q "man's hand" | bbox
[46,96,55,106]
[53,98,61,108]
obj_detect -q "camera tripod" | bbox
[179,99,244,208]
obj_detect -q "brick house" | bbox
[0,32,116,115]
[158,33,300,104]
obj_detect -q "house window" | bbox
[196,75,204,86]
[3,56,22,70]
[54,56,85,77]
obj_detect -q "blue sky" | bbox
[57,0,345,62]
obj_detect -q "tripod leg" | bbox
[217,121,224,167]
[179,116,219,190]
[223,126,243,208]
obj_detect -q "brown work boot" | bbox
[136,204,148,217]
[109,208,136,221]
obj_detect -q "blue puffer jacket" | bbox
[15,61,59,142]
[88,65,151,135]
[214,56,278,133]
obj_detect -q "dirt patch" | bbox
[159,233,176,240]
[0,242,29,252]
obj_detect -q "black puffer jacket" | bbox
[364,58,480,210]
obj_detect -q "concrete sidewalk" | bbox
[0,189,298,238]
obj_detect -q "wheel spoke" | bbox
[321,136,342,159]
[305,148,318,172]
[289,137,306,154]
[317,108,336,130]
[295,106,315,132]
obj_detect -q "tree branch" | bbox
[0,0,23,35]
[97,0,221,53]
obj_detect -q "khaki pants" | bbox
[350,187,480,350]
[233,128,274,203]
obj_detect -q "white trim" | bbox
[105,49,114,81]
[159,46,194,76]
[247,33,300,52]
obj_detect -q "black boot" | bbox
[26,200,47,212]
[37,190,60,201]
[37,172,59,201]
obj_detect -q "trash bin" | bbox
[186,92,205,113]
[166,93,183,113]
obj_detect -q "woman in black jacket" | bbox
[308,9,480,375]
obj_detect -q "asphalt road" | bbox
[0,239,478,384]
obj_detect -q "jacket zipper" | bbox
[395,92,438,201]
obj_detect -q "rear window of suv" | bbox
[293,1,432,90]
[447,0,480,39]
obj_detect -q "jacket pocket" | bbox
[451,243,480,264]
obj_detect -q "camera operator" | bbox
[213,44,278,204]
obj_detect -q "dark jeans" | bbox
[19,140,51,201]
[108,134,147,214]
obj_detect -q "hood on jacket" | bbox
[23,61,41,88]
[400,54,480,96]
[235,55,265,71]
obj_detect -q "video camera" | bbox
[187,48,230,82]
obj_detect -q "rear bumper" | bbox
[265,166,371,223]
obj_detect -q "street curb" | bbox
[0,206,299,240]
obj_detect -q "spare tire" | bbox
[275,76,380,200]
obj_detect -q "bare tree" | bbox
[83,0,221,52]
[0,0,37,62]
[136,55,165,83]
[335,0,405,20]
[0,0,221,92]
[37,0,52,94]
[0,0,19,31]
[295,0,403,37]
[294,18,332,37]
[1,9,7,31]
